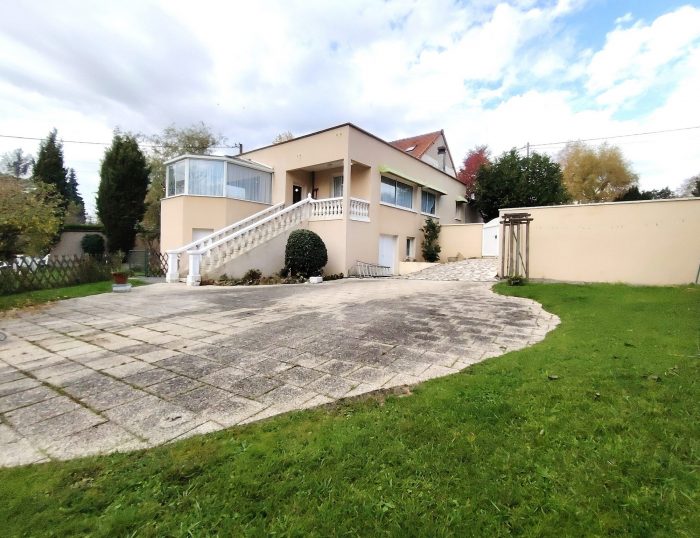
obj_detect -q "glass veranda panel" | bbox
[189,160,224,196]
[167,161,186,196]
[226,162,272,203]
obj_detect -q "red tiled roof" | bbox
[389,131,442,159]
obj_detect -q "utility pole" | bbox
[526,142,530,159]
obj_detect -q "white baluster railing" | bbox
[349,198,370,221]
[310,197,343,220]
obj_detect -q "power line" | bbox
[0,133,240,150]
[522,124,700,150]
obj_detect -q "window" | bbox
[421,190,437,215]
[226,162,272,203]
[380,176,413,209]
[406,237,415,259]
[332,175,343,197]
[455,202,463,221]
[167,161,186,196]
[189,160,224,196]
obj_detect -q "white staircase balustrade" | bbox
[168,195,373,286]
[350,198,370,221]
[310,197,343,220]
[165,202,284,282]
[186,196,315,285]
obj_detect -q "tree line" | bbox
[458,141,699,221]
[0,123,224,261]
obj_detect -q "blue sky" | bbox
[0,0,699,214]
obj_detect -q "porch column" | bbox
[342,158,351,219]
[166,252,180,283]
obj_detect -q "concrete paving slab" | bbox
[0,263,559,466]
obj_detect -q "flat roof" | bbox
[240,122,459,183]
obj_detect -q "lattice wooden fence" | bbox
[0,255,117,295]
[127,250,168,277]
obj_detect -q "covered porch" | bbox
[286,158,371,222]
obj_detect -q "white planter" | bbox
[309,276,323,284]
[112,283,132,293]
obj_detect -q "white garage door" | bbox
[378,234,397,274]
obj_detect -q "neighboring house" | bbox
[161,123,474,285]
[390,130,457,178]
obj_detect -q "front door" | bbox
[293,185,302,204]
[378,234,397,274]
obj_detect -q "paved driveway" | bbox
[0,277,558,466]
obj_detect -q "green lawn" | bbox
[0,283,698,536]
[0,279,147,311]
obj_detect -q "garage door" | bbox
[378,234,397,274]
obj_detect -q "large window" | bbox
[189,160,224,196]
[421,190,437,215]
[226,162,272,204]
[380,176,413,209]
[167,161,186,196]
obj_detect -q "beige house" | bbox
[162,123,473,284]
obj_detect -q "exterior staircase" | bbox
[166,196,314,285]
[166,195,370,285]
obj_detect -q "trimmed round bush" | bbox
[285,229,328,278]
[81,234,105,258]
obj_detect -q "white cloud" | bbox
[587,5,700,106]
[0,0,698,215]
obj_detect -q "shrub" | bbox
[241,268,262,285]
[285,230,328,277]
[420,218,441,262]
[81,234,105,258]
[507,274,527,286]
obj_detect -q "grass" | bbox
[0,278,147,311]
[0,283,698,536]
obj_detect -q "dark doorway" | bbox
[293,185,302,204]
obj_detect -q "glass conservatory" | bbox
[165,155,273,205]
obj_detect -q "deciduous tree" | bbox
[0,148,34,178]
[272,131,294,144]
[474,149,570,221]
[615,186,675,201]
[457,145,490,198]
[677,174,700,197]
[139,122,224,247]
[97,133,150,254]
[559,141,638,202]
[0,176,63,260]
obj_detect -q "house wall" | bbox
[419,132,456,178]
[500,198,700,285]
[51,231,107,258]
[209,224,302,280]
[308,219,347,275]
[242,126,350,206]
[440,224,483,259]
[343,127,470,271]
[160,195,272,253]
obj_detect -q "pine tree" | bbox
[65,168,87,224]
[97,133,150,254]
[33,129,69,207]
